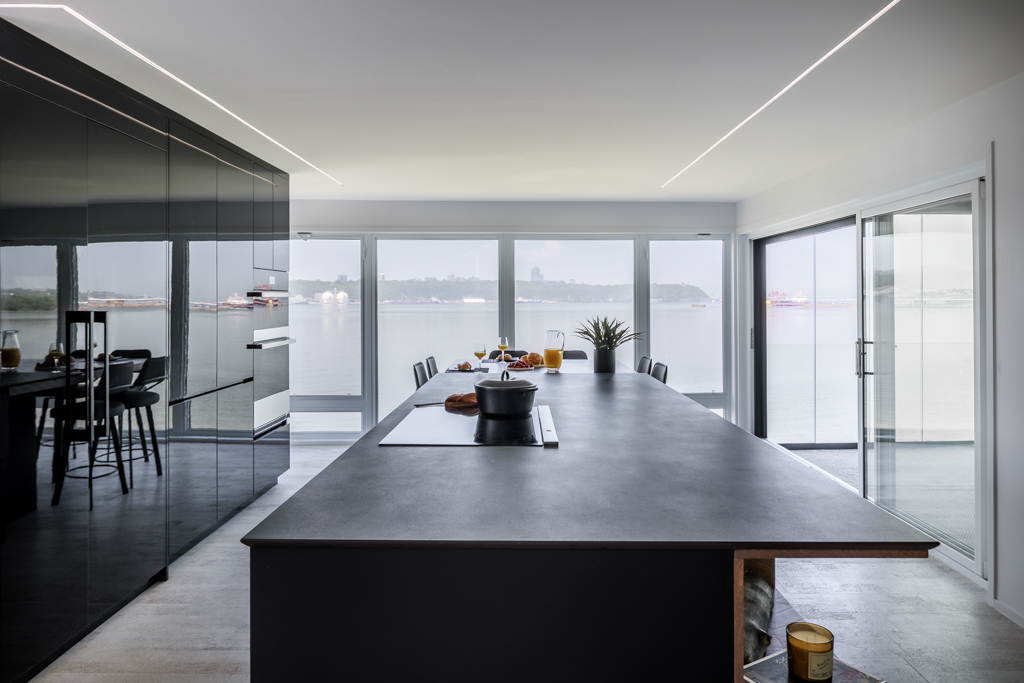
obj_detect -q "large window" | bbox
[514,240,634,361]
[289,240,362,396]
[288,239,363,436]
[649,240,723,394]
[377,239,498,419]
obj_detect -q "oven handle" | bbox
[247,337,296,350]
[254,415,289,441]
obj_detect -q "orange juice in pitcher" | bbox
[544,330,565,373]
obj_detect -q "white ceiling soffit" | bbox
[2,0,1023,202]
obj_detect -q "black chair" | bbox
[651,362,669,384]
[116,356,166,487]
[413,362,429,389]
[488,349,526,359]
[51,359,136,509]
[425,356,438,378]
[562,350,588,360]
[637,356,652,374]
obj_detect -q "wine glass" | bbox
[473,343,486,368]
[497,337,509,369]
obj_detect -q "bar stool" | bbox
[563,350,588,360]
[116,356,166,487]
[425,356,439,378]
[637,356,652,374]
[51,360,135,509]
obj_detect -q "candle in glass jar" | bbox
[786,622,834,682]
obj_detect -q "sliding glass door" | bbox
[754,219,858,446]
[862,191,979,560]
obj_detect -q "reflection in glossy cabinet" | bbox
[255,421,289,494]
[83,120,168,623]
[217,381,254,519]
[168,394,218,559]
[217,146,254,387]
[273,173,289,271]
[0,82,89,683]
[254,164,274,271]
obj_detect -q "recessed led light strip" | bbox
[660,0,903,189]
[1,54,275,184]
[0,3,344,186]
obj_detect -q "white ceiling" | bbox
[3,0,1023,201]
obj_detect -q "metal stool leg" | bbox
[111,420,128,495]
[36,396,49,457]
[145,405,162,476]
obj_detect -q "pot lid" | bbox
[475,378,537,390]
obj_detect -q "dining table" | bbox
[242,365,937,681]
[0,358,146,519]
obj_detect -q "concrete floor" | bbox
[32,445,1023,682]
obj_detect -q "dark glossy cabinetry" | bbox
[1,18,288,683]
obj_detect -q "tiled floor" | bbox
[33,445,1023,682]
[776,557,1024,683]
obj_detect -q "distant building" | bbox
[531,266,544,283]
[569,279,575,285]
[379,274,386,281]
[337,274,348,282]
[425,276,437,282]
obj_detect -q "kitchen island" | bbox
[242,370,936,681]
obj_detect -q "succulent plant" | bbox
[573,316,642,350]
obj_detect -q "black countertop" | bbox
[243,372,937,551]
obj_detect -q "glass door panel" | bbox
[649,240,723,393]
[514,240,634,361]
[377,239,498,419]
[763,224,857,445]
[765,236,815,443]
[863,194,976,558]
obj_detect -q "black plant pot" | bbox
[594,348,616,373]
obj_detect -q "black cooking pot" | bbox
[474,375,538,418]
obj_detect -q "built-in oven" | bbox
[250,327,293,436]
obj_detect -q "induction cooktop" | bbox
[379,405,558,447]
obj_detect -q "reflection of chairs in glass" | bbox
[51,360,135,509]
[651,362,669,385]
[413,362,429,389]
[487,349,526,359]
[637,356,652,374]
[116,356,166,487]
[562,350,588,360]
[425,356,438,378]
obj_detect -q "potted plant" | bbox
[573,317,642,373]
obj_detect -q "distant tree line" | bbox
[1,289,58,311]
[289,278,711,303]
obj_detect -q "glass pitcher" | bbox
[544,330,565,373]
[1,330,22,372]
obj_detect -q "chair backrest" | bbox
[488,349,527,360]
[651,362,669,384]
[112,349,152,359]
[413,362,429,389]
[425,356,438,378]
[562,350,588,360]
[97,360,137,396]
[133,356,167,390]
[637,356,652,374]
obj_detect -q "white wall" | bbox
[291,200,736,234]
[737,71,1024,626]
